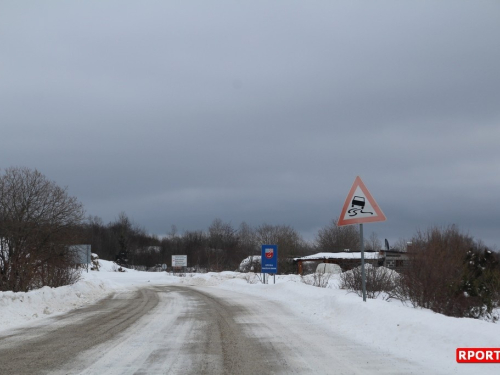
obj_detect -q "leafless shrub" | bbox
[33,255,82,288]
[339,265,397,299]
[244,272,262,284]
[301,271,333,288]
[391,226,468,311]
[389,226,500,319]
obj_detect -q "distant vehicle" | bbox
[351,196,365,209]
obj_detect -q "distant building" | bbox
[378,250,410,273]
[293,252,381,275]
[293,249,412,275]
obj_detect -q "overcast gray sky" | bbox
[1,1,499,249]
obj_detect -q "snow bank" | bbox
[214,274,500,375]
[0,259,158,331]
[0,278,112,330]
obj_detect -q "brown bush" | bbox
[391,226,500,319]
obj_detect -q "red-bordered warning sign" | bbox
[338,176,386,226]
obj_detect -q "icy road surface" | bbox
[0,285,431,375]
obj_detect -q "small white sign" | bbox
[172,255,187,267]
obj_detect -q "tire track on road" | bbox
[0,288,159,375]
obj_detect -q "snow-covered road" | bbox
[2,260,500,374]
[0,288,160,375]
[1,285,430,374]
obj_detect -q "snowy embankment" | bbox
[214,277,500,374]
[1,259,500,374]
[0,260,121,330]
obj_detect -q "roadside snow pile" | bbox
[342,263,399,279]
[0,278,113,331]
[96,259,138,272]
[300,271,340,289]
[0,259,146,333]
[0,267,269,334]
[0,260,252,333]
[174,272,248,287]
[214,273,500,375]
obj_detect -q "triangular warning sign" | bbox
[338,176,386,226]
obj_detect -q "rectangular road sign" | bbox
[261,244,278,274]
[71,244,91,265]
[171,255,187,267]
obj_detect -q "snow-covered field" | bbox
[1,259,499,374]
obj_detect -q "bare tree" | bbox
[208,219,237,251]
[206,218,239,270]
[168,224,178,238]
[109,212,133,266]
[365,231,382,251]
[393,238,411,252]
[238,221,257,255]
[0,167,85,292]
[316,219,360,252]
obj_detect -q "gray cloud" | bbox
[1,1,499,248]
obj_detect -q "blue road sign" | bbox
[261,244,278,273]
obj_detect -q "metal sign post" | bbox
[360,223,366,302]
[338,176,386,302]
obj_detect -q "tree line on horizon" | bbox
[79,213,372,273]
